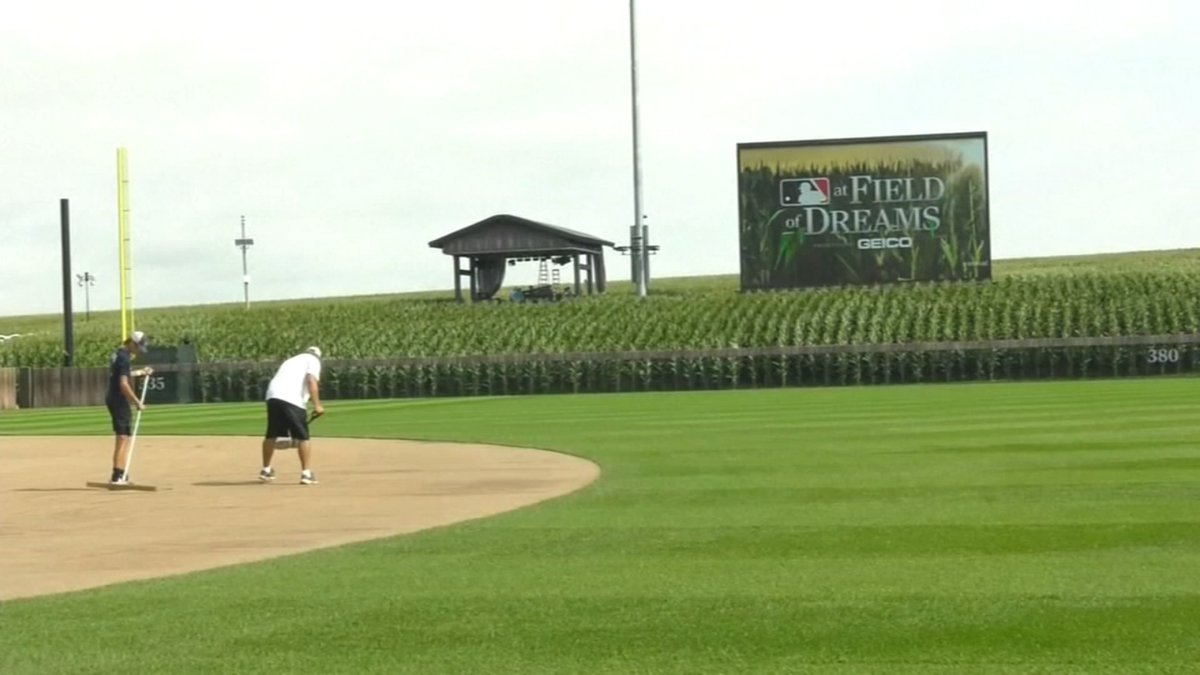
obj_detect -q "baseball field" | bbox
[3,377,1199,673]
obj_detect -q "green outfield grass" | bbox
[3,379,1200,673]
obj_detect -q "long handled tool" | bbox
[87,375,158,492]
[121,375,151,478]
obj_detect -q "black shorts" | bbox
[106,396,132,436]
[265,398,309,441]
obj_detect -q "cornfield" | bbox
[3,265,1199,401]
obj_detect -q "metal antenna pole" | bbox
[629,0,647,298]
[234,215,255,310]
[77,272,95,321]
[241,216,248,308]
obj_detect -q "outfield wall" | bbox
[11,368,108,408]
[9,334,1198,408]
[0,368,16,409]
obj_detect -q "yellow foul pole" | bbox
[117,148,134,340]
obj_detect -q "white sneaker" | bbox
[258,467,276,482]
[300,471,319,485]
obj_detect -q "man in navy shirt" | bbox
[106,330,154,485]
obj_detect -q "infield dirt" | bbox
[1,436,599,601]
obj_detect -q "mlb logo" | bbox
[780,178,831,206]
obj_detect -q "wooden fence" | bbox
[7,332,1200,408]
[130,332,1200,372]
[15,367,108,409]
[157,332,1200,404]
[0,368,17,410]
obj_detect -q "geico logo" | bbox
[856,237,913,250]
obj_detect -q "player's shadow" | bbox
[193,480,265,487]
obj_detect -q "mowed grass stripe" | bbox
[0,396,492,435]
[2,378,1200,674]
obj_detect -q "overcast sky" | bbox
[2,0,1197,317]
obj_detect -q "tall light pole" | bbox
[76,272,96,321]
[629,0,648,298]
[234,215,255,310]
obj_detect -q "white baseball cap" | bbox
[306,346,322,358]
[130,330,150,350]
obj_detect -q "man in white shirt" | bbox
[260,346,326,484]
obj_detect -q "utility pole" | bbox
[234,215,255,310]
[628,0,648,298]
[60,198,75,366]
[76,272,96,321]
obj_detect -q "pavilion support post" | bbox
[453,255,463,302]
[573,254,582,296]
[468,257,478,302]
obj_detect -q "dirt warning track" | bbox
[1,436,599,601]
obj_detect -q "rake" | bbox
[86,375,158,492]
